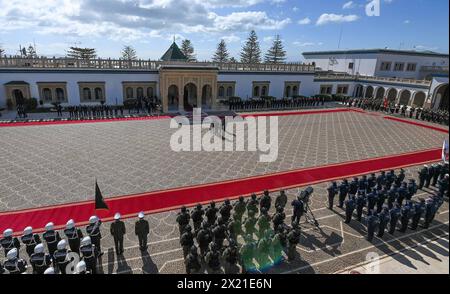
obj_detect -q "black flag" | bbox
[95,181,109,210]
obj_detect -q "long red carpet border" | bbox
[0,148,442,233]
[382,116,448,134]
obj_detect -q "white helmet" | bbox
[76,261,86,273]
[81,236,91,247]
[57,239,67,250]
[66,219,75,230]
[138,211,145,219]
[34,243,45,254]
[7,248,17,260]
[89,216,98,224]
[3,228,13,238]
[45,222,54,231]
[23,226,33,235]
[44,267,55,274]
[424,165,428,168]
[114,213,121,220]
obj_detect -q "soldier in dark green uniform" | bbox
[233,196,247,222]
[286,224,301,261]
[191,204,204,232]
[176,206,191,234]
[185,245,201,274]
[275,190,288,210]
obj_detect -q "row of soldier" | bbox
[326,167,448,242]
[344,98,449,125]
[67,105,125,119]
[177,190,309,274]
[228,96,327,111]
[0,212,150,274]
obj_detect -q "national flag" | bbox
[95,180,109,210]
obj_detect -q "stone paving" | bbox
[0,109,447,211]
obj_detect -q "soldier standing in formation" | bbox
[327,181,338,210]
[356,191,366,222]
[43,222,61,260]
[185,245,201,274]
[86,216,103,257]
[344,196,356,224]
[20,226,41,258]
[3,248,27,274]
[377,207,391,238]
[135,212,150,251]
[64,219,83,254]
[110,213,126,256]
[275,190,288,210]
[366,211,380,242]
[388,203,401,235]
[176,206,191,233]
[337,179,349,208]
[80,236,97,274]
[191,204,205,232]
[1,229,20,258]
[53,240,71,274]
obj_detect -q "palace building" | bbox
[0,42,448,112]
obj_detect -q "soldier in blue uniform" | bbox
[410,199,426,230]
[388,204,401,234]
[366,190,377,211]
[54,240,71,274]
[64,219,83,255]
[399,202,412,233]
[387,186,398,209]
[406,179,418,201]
[30,243,52,274]
[327,181,338,209]
[368,173,377,190]
[1,228,20,258]
[86,216,103,257]
[356,191,366,222]
[377,171,386,187]
[366,211,380,242]
[423,198,437,229]
[425,164,435,188]
[3,248,27,274]
[358,175,368,193]
[395,169,406,187]
[432,164,442,187]
[21,226,41,258]
[418,165,428,189]
[377,206,391,238]
[397,182,408,206]
[386,170,396,187]
[344,196,356,224]
[349,177,359,197]
[337,179,349,208]
[376,187,387,213]
[438,174,449,197]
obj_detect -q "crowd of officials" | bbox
[343,97,449,126]
[0,212,149,274]
[0,164,448,274]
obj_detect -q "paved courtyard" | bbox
[0,109,447,211]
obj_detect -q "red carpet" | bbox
[0,148,442,234]
[240,108,351,118]
[0,115,171,128]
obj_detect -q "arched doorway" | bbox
[184,83,197,111]
[412,92,426,108]
[354,84,364,98]
[387,88,398,102]
[13,89,25,105]
[398,90,411,105]
[202,85,212,109]
[433,84,449,110]
[375,87,385,99]
[168,85,179,111]
[365,86,374,98]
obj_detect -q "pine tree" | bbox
[181,39,196,62]
[229,57,238,63]
[121,45,137,60]
[66,47,97,60]
[264,35,286,64]
[212,40,230,63]
[26,45,37,58]
[240,30,261,64]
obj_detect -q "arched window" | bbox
[226,86,233,97]
[137,87,144,99]
[56,88,65,101]
[43,88,52,101]
[218,86,225,98]
[261,86,267,96]
[94,87,103,100]
[147,87,154,98]
[253,86,260,97]
[83,88,92,100]
[285,86,291,98]
[126,87,133,99]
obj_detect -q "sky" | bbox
[0,0,448,62]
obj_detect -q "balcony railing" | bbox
[0,56,316,72]
[420,66,449,72]
[315,73,432,86]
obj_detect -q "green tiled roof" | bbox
[160,42,188,61]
